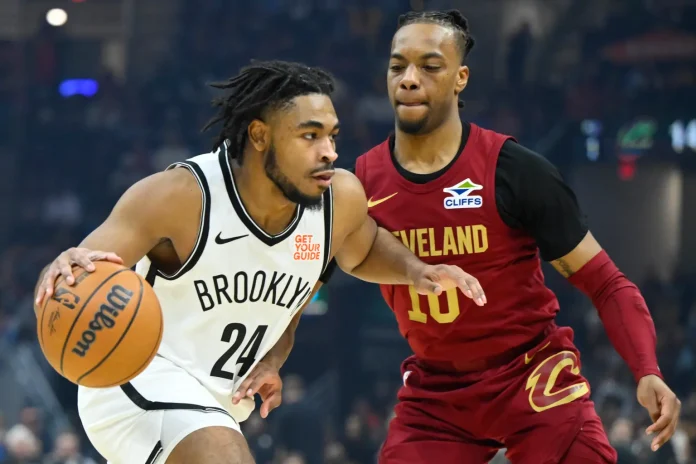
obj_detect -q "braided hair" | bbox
[202,60,335,163]
[397,10,475,109]
[397,10,476,63]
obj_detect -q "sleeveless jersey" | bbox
[355,124,559,372]
[134,147,332,416]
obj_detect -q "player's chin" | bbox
[299,182,327,200]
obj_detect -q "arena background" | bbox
[0,0,695,462]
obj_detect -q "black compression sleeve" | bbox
[495,140,588,261]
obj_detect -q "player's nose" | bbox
[399,65,420,90]
[317,140,338,164]
[322,146,338,163]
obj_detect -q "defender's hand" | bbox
[35,247,123,306]
[638,374,681,451]
[411,264,486,306]
[232,361,282,419]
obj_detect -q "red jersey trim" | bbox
[482,129,516,230]
[375,124,483,194]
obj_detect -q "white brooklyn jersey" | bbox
[133,147,332,419]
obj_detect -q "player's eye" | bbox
[302,133,317,140]
[330,132,339,141]
[389,65,404,72]
[423,65,441,71]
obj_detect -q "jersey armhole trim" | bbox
[320,185,333,275]
[154,161,211,281]
[487,136,519,231]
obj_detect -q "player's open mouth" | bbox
[397,101,428,107]
[312,171,334,187]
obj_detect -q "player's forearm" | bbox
[260,308,303,371]
[261,328,294,372]
[345,227,423,285]
[569,251,661,382]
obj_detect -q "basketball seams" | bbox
[58,269,130,375]
[76,276,145,384]
[92,313,163,388]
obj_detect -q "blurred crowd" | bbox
[1,0,695,463]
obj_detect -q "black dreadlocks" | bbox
[202,60,335,162]
[396,10,476,109]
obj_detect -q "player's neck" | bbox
[393,115,463,174]
[231,156,298,236]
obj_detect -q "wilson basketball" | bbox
[37,261,163,388]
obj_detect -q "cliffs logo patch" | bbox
[443,179,483,209]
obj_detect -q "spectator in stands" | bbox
[242,412,276,464]
[17,409,47,458]
[3,424,41,464]
[43,431,96,464]
[151,129,191,172]
[272,375,323,464]
[608,417,635,463]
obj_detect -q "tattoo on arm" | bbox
[553,258,575,277]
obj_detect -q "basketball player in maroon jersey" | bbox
[352,10,681,464]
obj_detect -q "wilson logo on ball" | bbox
[72,284,134,357]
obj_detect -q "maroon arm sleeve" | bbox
[568,250,662,383]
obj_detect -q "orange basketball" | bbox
[37,261,163,388]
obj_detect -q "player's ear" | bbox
[247,119,270,152]
[454,65,469,96]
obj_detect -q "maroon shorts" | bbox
[380,327,617,464]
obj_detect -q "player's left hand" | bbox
[232,361,283,419]
[411,264,486,306]
[637,374,681,451]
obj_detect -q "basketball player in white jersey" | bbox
[34,61,486,464]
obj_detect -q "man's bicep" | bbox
[79,171,187,268]
[334,212,378,272]
[500,141,589,261]
[330,168,377,272]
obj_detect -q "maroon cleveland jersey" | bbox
[355,124,559,370]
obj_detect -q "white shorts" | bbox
[78,356,245,464]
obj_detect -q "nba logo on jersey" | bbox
[443,179,483,209]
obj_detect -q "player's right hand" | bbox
[411,263,487,306]
[35,247,123,307]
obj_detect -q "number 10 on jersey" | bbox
[407,286,460,324]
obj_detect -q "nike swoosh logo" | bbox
[367,192,398,208]
[215,233,249,245]
[524,341,551,365]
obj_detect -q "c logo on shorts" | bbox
[524,351,589,413]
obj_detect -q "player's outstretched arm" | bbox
[551,232,681,451]
[499,141,680,452]
[34,168,201,311]
[330,169,485,305]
